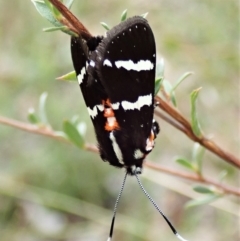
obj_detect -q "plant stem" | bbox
[0,115,239,197]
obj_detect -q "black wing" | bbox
[71,37,123,168]
[94,16,157,173]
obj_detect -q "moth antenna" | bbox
[107,171,128,241]
[135,173,189,241]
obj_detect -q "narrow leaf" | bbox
[193,185,215,194]
[43,26,69,32]
[31,0,62,27]
[28,108,39,124]
[192,142,205,174]
[190,87,202,137]
[38,92,48,124]
[121,9,128,21]
[43,0,61,18]
[176,158,195,171]
[141,12,148,18]
[170,90,177,107]
[154,78,163,96]
[172,72,194,92]
[162,79,172,95]
[57,71,77,81]
[185,194,220,208]
[63,120,84,148]
[100,22,110,30]
[43,0,52,10]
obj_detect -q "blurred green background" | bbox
[0,0,239,241]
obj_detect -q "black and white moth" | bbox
[71,15,187,241]
[71,16,159,175]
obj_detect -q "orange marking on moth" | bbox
[104,108,115,117]
[146,130,155,151]
[149,131,154,142]
[105,118,120,131]
[102,99,120,131]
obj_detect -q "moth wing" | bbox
[95,17,156,155]
[71,37,122,167]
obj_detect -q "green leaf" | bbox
[28,108,39,124]
[190,87,202,137]
[121,9,128,21]
[57,71,77,81]
[100,22,110,30]
[193,185,215,194]
[63,120,84,148]
[38,92,48,124]
[31,0,62,27]
[170,90,177,107]
[43,26,69,32]
[154,78,162,96]
[141,12,148,18]
[192,142,205,174]
[162,79,172,95]
[185,194,221,208]
[43,0,53,11]
[176,158,195,171]
[172,72,194,92]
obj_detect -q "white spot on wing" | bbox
[90,60,95,67]
[103,59,112,67]
[134,149,144,159]
[97,104,104,112]
[112,102,120,110]
[87,104,104,119]
[110,132,124,164]
[87,106,98,119]
[77,67,86,84]
[115,60,154,71]
[107,117,116,127]
[121,94,152,111]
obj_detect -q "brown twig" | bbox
[144,162,240,196]
[0,115,239,197]
[155,96,240,168]
[49,0,92,40]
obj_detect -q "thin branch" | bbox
[48,0,92,40]
[0,115,239,197]
[155,96,240,168]
[145,162,240,196]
